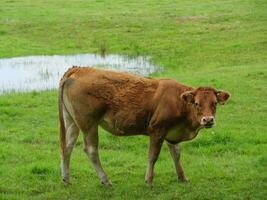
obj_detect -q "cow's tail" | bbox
[58,78,67,156]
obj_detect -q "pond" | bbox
[0,54,161,94]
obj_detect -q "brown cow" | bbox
[59,66,230,187]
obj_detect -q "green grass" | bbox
[0,0,267,199]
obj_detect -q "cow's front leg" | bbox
[167,143,188,182]
[83,125,112,186]
[145,133,165,187]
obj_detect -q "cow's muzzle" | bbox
[201,116,215,128]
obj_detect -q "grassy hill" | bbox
[0,0,266,199]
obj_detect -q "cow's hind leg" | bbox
[83,125,112,186]
[167,143,188,182]
[61,110,79,185]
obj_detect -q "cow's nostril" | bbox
[201,117,215,126]
[202,116,215,126]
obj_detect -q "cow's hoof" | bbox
[145,180,153,188]
[62,178,70,187]
[178,176,189,183]
[101,179,112,187]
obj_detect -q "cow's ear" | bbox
[181,91,195,104]
[216,90,230,105]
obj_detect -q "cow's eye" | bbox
[195,102,199,106]
[214,102,217,106]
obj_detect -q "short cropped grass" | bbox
[0,0,267,199]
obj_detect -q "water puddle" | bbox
[0,54,161,94]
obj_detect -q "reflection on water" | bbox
[0,54,161,93]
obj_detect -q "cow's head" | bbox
[181,87,230,128]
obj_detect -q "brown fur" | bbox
[59,66,83,156]
[58,66,230,186]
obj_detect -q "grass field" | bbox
[0,0,267,199]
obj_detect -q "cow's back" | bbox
[62,67,159,135]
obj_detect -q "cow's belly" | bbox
[165,125,198,143]
[99,118,126,136]
[99,115,147,136]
